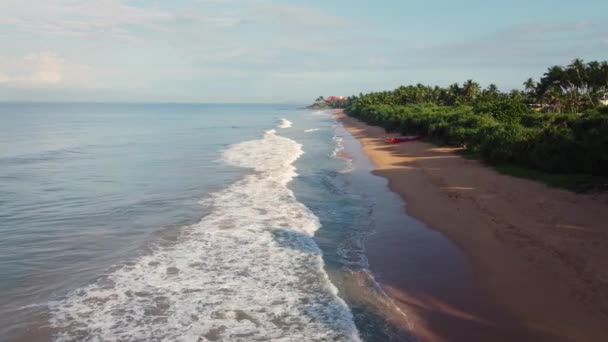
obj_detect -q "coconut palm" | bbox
[462,79,481,103]
[523,78,537,103]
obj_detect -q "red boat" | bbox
[385,135,422,144]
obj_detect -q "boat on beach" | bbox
[384,135,422,144]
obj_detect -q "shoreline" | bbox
[335,110,608,341]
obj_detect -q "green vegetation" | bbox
[338,59,608,192]
[494,164,608,193]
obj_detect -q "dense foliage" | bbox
[341,59,608,179]
[528,59,608,113]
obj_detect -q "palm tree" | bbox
[447,83,462,105]
[462,79,481,103]
[600,62,608,104]
[538,65,568,110]
[543,87,564,113]
[481,84,500,99]
[587,61,608,105]
[523,78,537,104]
[569,58,587,87]
[544,65,566,84]
[567,58,589,110]
[486,83,499,93]
[523,78,536,93]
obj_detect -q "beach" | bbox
[335,110,608,341]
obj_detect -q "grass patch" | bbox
[493,164,608,193]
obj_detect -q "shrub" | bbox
[345,102,608,176]
[473,99,531,124]
[527,127,585,173]
[478,124,534,163]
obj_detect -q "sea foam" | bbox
[278,118,292,129]
[50,129,360,341]
[332,136,354,174]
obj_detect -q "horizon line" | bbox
[0,100,309,106]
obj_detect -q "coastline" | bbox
[335,109,608,341]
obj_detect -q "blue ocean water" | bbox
[0,103,413,341]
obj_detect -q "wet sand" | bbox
[336,110,608,342]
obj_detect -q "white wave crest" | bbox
[278,118,292,129]
[50,130,360,342]
[332,135,354,174]
[332,136,344,158]
[304,128,320,133]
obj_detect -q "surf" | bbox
[278,118,292,129]
[49,124,360,341]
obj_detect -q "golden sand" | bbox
[336,110,608,342]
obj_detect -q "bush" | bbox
[527,127,585,173]
[345,102,608,176]
[473,98,532,124]
[478,124,535,163]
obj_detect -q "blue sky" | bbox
[0,0,606,103]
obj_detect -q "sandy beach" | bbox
[336,110,608,342]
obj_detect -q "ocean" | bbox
[0,103,415,341]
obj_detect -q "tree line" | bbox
[526,59,608,113]
[328,59,608,190]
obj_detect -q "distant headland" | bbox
[305,96,350,109]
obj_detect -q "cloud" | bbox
[0,52,93,87]
[0,0,352,47]
[253,4,351,29]
[0,0,178,42]
[0,0,363,100]
[408,19,608,68]
[499,21,594,36]
[0,0,354,54]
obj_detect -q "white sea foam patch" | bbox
[50,130,361,342]
[332,136,345,158]
[278,118,292,129]
[305,128,320,133]
[332,135,354,174]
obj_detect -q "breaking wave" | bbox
[278,118,292,129]
[49,129,360,341]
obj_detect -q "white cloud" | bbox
[408,19,608,69]
[0,0,175,41]
[0,0,361,99]
[0,0,353,42]
[0,52,92,86]
[23,52,65,83]
[254,4,351,29]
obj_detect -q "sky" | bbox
[0,0,607,103]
